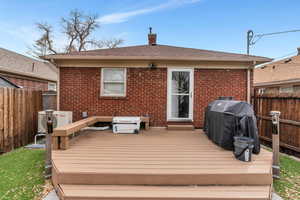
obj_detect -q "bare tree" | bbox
[29,10,123,57]
[99,38,124,49]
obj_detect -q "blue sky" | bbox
[1,0,300,59]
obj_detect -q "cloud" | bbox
[97,0,201,24]
[0,23,39,46]
[0,21,70,56]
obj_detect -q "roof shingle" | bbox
[254,55,300,86]
[43,44,272,63]
[0,48,57,82]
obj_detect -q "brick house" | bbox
[0,48,57,91]
[43,33,271,128]
[254,47,300,94]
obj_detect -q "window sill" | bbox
[99,96,127,100]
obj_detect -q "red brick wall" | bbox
[60,67,249,127]
[5,76,48,91]
[193,69,247,127]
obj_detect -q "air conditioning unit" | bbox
[38,111,72,133]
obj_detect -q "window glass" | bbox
[171,71,190,94]
[101,68,126,96]
[293,85,300,93]
[48,82,57,91]
[279,87,293,93]
[103,68,124,82]
[103,83,124,95]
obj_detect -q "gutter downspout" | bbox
[247,61,256,104]
[247,68,251,103]
[57,68,60,111]
[49,58,60,111]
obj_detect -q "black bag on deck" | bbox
[204,100,260,154]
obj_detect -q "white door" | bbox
[167,68,194,121]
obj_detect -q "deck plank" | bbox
[52,129,272,186]
[60,184,271,200]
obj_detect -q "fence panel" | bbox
[253,93,300,153]
[0,88,42,153]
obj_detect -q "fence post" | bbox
[270,111,281,179]
[45,109,54,179]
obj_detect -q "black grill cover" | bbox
[204,100,260,154]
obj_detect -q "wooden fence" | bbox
[0,88,42,153]
[253,93,300,153]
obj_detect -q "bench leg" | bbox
[145,122,150,130]
[52,136,59,150]
[60,136,69,150]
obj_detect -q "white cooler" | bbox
[112,117,141,134]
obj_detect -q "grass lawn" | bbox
[0,148,45,200]
[273,154,300,200]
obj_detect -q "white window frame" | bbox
[48,82,57,91]
[258,88,265,94]
[279,86,293,94]
[100,68,127,97]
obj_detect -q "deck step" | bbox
[167,124,194,130]
[58,184,271,200]
[53,165,272,186]
[52,130,273,188]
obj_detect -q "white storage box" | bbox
[113,117,141,134]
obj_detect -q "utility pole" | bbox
[247,30,254,55]
[246,30,254,103]
[246,29,300,55]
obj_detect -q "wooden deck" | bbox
[52,129,273,200]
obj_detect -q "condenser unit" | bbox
[38,111,72,133]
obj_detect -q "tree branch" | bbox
[36,23,57,54]
[30,10,124,56]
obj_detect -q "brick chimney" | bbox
[148,27,157,45]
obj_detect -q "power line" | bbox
[256,29,300,37]
[247,29,300,55]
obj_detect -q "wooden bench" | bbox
[52,116,150,150]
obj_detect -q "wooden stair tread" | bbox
[167,124,195,130]
[59,184,271,200]
[54,168,272,186]
[55,163,271,171]
[167,121,193,125]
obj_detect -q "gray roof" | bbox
[0,48,57,82]
[43,44,272,64]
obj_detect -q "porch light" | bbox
[149,63,156,69]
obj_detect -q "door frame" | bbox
[167,68,194,121]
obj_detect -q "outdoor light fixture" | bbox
[149,63,157,69]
